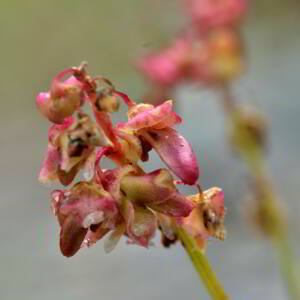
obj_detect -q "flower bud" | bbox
[36,74,83,124]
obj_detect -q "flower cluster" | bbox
[138,0,246,103]
[37,63,225,257]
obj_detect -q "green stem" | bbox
[275,234,300,300]
[176,227,230,300]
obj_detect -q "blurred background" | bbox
[1,0,300,299]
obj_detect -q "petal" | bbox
[48,116,75,144]
[57,182,118,227]
[152,112,182,130]
[148,191,194,217]
[157,213,175,240]
[120,169,175,206]
[184,187,226,243]
[38,145,60,184]
[112,130,143,164]
[104,225,125,253]
[84,226,110,247]
[82,151,97,181]
[121,200,157,248]
[141,128,199,184]
[57,164,81,186]
[120,169,194,217]
[117,100,173,131]
[60,215,88,257]
[101,165,136,202]
[59,114,112,172]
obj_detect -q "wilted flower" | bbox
[182,187,226,248]
[39,113,112,185]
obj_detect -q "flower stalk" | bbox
[176,226,229,300]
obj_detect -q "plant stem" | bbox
[176,227,230,300]
[275,233,300,300]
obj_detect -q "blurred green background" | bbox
[0,0,300,299]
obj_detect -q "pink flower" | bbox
[184,0,247,32]
[138,28,244,88]
[182,187,226,248]
[117,100,199,184]
[36,69,84,124]
[39,113,112,186]
[137,38,190,87]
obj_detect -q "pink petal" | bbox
[48,116,75,144]
[117,100,173,131]
[120,169,194,217]
[38,145,60,184]
[120,169,175,206]
[152,112,182,129]
[55,182,118,232]
[101,165,136,203]
[148,191,194,217]
[121,199,156,247]
[141,128,199,184]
